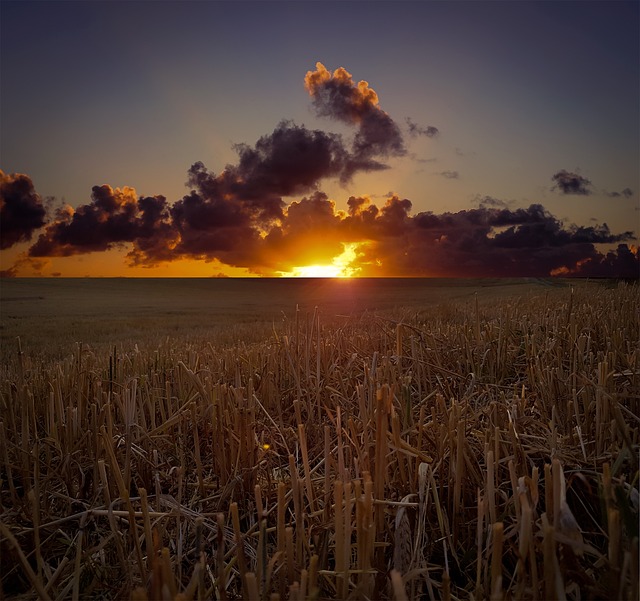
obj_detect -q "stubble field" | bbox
[0,277,638,600]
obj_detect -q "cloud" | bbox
[551,169,593,195]
[231,121,350,200]
[1,254,50,277]
[305,62,406,178]
[355,203,637,278]
[29,185,175,264]
[409,153,437,164]
[474,195,512,209]
[606,187,633,198]
[0,171,47,249]
[439,170,459,180]
[167,186,265,266]
[552,245,639,278]
[406,117,439,138]
[304,62,381,125]
[258,191,346,272]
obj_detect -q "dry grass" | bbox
[0,278,638,600]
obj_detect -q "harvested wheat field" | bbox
[0,277,638,601]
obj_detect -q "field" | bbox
[0,277,638,600]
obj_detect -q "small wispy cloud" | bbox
[551,169,592,195]
[606,187,633,198]
[405,117,439,138]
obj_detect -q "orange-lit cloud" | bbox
[304,63,381,123]
[28,184,177,265]
[305,62,406,180]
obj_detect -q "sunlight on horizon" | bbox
[285,264,347,278]
[278,242,363,278]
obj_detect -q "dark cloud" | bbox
[553,244,639,278]
[168,188,263,265]
[551,169,592,195]
[29,185,175,263]
[231,121,350,200]
[0,171,47,249]
[406,117,439,138]
[606,187,633,198]
[343,202,637,278]
[439,170,459,180]
[491,220,632,249]
[304,62,406,177]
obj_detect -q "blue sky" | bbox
[1,1,638,277]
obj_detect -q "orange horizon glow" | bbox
[0,241,375,278]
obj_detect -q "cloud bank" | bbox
[1,64,637,279]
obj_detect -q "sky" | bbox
[1,0,638,278]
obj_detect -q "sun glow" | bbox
[287,264,345,277]
[280,242,362,278]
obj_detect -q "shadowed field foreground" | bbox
[0,279,638,600]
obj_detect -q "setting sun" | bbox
[286,264,346,278]
[279,242,363,277]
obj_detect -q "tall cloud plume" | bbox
[551,169,593,195]
[1,171,47,249]
[305,62,406,179]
